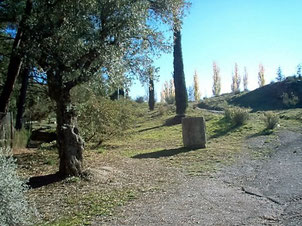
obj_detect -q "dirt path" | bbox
[104,129,302,226]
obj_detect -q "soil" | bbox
[104,129,302,225]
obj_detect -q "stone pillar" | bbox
[182,117,206,148]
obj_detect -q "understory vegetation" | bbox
[11,98,301,225]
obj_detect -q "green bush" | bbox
[282,92,299,107]
[75,95,138,143]
[263,112,279,130]
[224,107,249,126]
[0,148,38,225]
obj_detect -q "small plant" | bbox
[263,112,279,130]
[0,148,38,225]
[225,107,249,126]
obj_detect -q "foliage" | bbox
[297,64,302,79]
[231,63,241,93]
[263,112,279,130]
[276,67,285,82]
[224,107,249,126]
[243,67,248,91]
[193,70,201,101]
[135,96,145,103]
[0,148,38,225]
[212,61,221,96]
[282,92,299,107]
[258,64,265,87]
[173,27,188,115]
[160,79,175,104]
[72,86,138,143]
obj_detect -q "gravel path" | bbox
[106,129,302,226]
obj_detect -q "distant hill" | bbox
[198,77,302,111]
[231,77,302,111]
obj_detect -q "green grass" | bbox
[44,189,137,226]
[103,104,273,176]
[25,100,301,224]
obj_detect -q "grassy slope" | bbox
[198,77,302,111]
[15,102,302,225]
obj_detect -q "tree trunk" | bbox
[49,75,84,177]
[0,0,32,117]
[173,27,188,116]
[148,77,155,111]
[15,67,30,130]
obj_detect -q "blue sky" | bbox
[130,0,302,100]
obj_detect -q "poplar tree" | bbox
[243,67,248,91]
[193,70,201,101]
[231,63,240,93]
[212,62,221,96]
[258,64,265,87]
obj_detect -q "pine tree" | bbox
[297,64,301,79]
[276,66,285,82]
[193,70,201,102]
[258,64,265,87]
[212,62,221,96]
[243,66,248,91]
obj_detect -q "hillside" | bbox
[231,77,302,111]
[198,77,302,111]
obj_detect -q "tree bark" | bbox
[15,67,30,130]
[48,74,84,177]
[0,0,32,117]
[148,77,155,111]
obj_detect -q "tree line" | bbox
[0,0,191,177]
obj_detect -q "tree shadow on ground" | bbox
[138,125,163,133]
[210,117,238,139]
[132,147,195,159]
[27,173,65,189]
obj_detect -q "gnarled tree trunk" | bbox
[48,75,84,177]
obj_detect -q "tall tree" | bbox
[193,70,201,102]
[212,61,221,96]
[258,64,265,87]
[243,66,248,91]
[0,0,32,117]
[276,66,285,82]
[147,67,156,111]
[35,0,189,177]
[15,66,30,130]
[173,21,188,116]
[231,63,240,93]
[296,64,301,79]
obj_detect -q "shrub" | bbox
[282,92,299,107]
[76,96,138,143]
[263,112,279,130]
[224,107,249,126]
[0,148,38,225]
[135,96,145,103]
